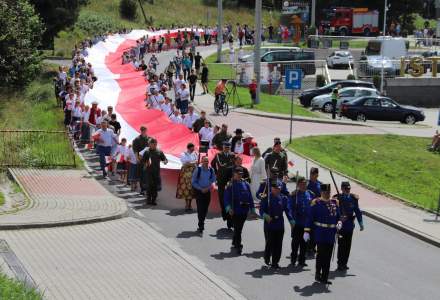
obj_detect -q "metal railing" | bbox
[0,130,76,169]
[207,60,327,94]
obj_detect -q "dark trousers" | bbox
[180,100,188,114]
[264,228,284,265]
[337,231,353,267]
[232,214,247,247]
[97,145,111,175]
[196,190,211,230]
[316,243,334,281]
[146,186,158,203]
[291,225,306,264]
[332,100,337,119]
[217,184,227,220]
[189,84,196,101]
[183,68,190,81]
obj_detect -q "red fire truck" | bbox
[320,7,379,36]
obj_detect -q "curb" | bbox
[289,148,440,248]
[235,109,367,126]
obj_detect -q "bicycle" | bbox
[214,93,229,116]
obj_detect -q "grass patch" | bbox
[289,134,439,210]
[0,272,42,299]
[0,64,81,169]
[0,191,4,206]
[53,0,278,58]
[205,53,320,118]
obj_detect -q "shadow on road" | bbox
[211,247,240,260]
[293,282,331,296]
[328,270,356,279]
[166,209,196,217]
[176,230,202,239]
[209,228,233,240]
[242,250,265,259]
[245,264,307,278]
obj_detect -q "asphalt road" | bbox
[129,44,440,300]
[134,206,440,300]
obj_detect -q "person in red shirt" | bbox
[243,132,257,156]
[248,79,257,104]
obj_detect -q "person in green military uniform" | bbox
[141,138,168,206]
[331,87,339,120]
[132,126,150,194]
[211,141,235,229]
[264,140,288,181]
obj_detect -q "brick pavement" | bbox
[0,217,245,300]
[0,168,127,228]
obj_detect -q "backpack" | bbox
[196,166,214,181]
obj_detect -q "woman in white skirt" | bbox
[250,147,266,202]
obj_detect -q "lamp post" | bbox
[216,0,223,63]
[380,0,388,94]
[254,0,262,105]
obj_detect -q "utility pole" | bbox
[311,0,316,28]
[137,0,148,25]
[254,0,262,105]
[216,0,223,63]
[380,0,388,94]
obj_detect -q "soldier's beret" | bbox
[341,181,351,189]
[223,141,231,147]
[233,167,244,175]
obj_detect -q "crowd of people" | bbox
[54,27,365,286]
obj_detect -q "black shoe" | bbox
[298,262,308,267]
[271,264,280,269]
[227,220,233,230]
[264,258,271,266]
[343,265,349,270]
[151,201,157,206]
[197,227,204,234]
[315,274,321,282]
[320,279,332,285]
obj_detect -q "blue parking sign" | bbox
[285,69,302,90]
[438,109,440,126]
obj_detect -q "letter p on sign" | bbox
[285,69,302,90]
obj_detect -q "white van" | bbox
[365,37,409,59]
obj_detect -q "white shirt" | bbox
[149,94,164,109]
[161,102,173,116]
[65,98,74,111]
[95,128,116,147]
[233,141,244,154]
[180,151,198,164]
[96,116,106,126]
[126,148,137,165]
[170,114,183,124]
[199,127,214,143]
[179,88,190,102]
[183,112,199,129]
[113,144,129,161]
[72,106,83,118]
[82,110,90,122]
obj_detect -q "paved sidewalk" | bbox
[0,168,127,228]
[192,84,440,247]
[0,217,245,300]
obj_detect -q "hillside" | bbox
[54,0,278,57]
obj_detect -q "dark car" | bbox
[299,80,375,107]
[340,96,425,124]
[261,50,316,77]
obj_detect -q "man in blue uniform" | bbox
[260,179,294,269]
[304,184,342,285]
[334,181,364,271]
[224,167,255,255]
[289,176,314,267]
[307,167,321,197]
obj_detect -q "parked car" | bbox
[311,87,379,113]
[299,80,375,107]
[326,51,354,68]
[239,46,300,62]
[340,96,425,124]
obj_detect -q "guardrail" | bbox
[0,130,76,169]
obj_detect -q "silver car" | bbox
[311,87,379,113]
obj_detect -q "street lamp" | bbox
[380,0,388,94]
[254,0,262,105]
[216,0,223,63]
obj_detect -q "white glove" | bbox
[336,221,343,231]
[303,232,310,242]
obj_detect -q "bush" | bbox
[316,74,326,87]
[347,74,356,80]
[0,0,44,87]
[76,11,121,34]
[119,0,137,20]
[373,75,381,90]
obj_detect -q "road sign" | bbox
[285,69,302,90]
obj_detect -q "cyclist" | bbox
[214,79,228,107]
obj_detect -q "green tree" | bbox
[29,0,81,49]
[119,0,138,20]
[0,0,44,87]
